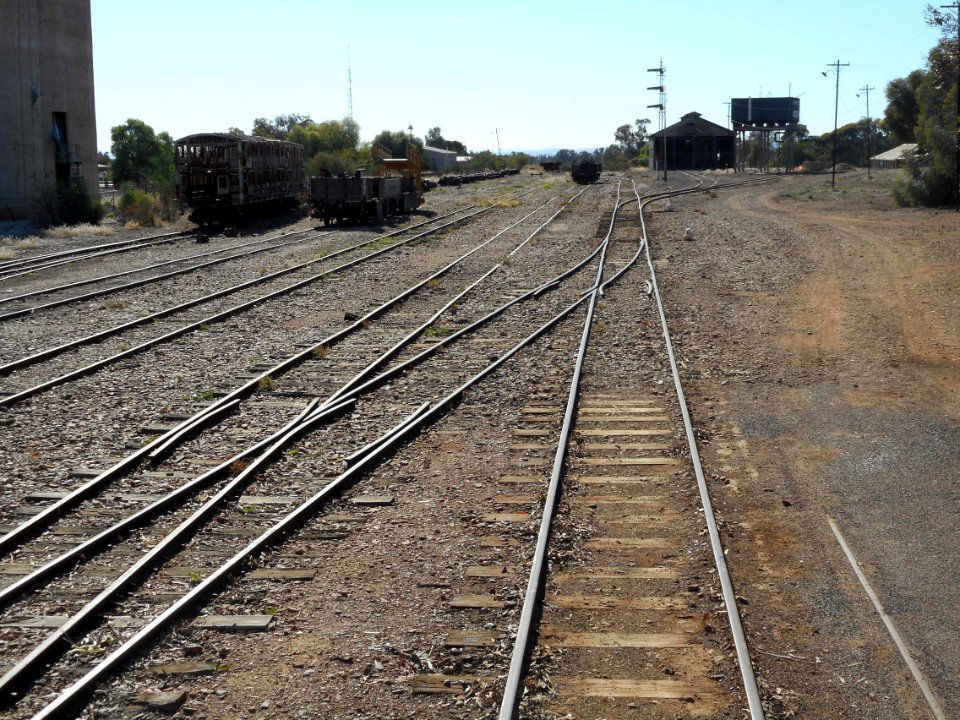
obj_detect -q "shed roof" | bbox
[424,145,458,156]
[870,143,918,162]
[651,112,734,139]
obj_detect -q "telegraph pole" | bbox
[858,84,875,179]
[942,3,960,211]
[826,60,849,190]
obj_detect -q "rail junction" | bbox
[1,171,776,719]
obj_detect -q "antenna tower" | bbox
[347,45,353,119]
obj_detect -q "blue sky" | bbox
[92,0,944,154]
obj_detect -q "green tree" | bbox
[110,119,174,186]
[614,118,650,157]
[425,127,443,146]
[251,114,311,140]
[893,8,958,206]
[884,71,925,143]
[423,126,468,155]
[372,129,424,159]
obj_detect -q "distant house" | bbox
[424,145,458,172]
[870,143,918,170]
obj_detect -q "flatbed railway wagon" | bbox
[309,174,419,225]
[309,148,423,226]
[175,133,304,225]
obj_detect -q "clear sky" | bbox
[91,0,945,155]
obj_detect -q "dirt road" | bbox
[651,169,960,719]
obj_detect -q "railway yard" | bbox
[0,169,958,720]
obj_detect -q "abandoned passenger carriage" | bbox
[175,133,304,225]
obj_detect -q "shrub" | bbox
[34,180,105,227]
[118,184,161,226]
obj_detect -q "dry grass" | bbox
[45,223,115,239]
[469,195,522,208]
[0,247,16,260]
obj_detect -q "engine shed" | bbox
[649,112,736,171]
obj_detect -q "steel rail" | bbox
[640,179,766,719]
[0,185,604,707]
[0,399,287,611]
[0,229,319,316]
[0,230,188,275]
[0,185,583,612]
[323,185,593,405]
[27,244,605,720]
[0,186,596,615]
[496,173,780,717]
[0,207,487,404]
[0,190,581,554]
[0,180,604,717]
[497,180,625,718]
[0,231,195,282]
[0,207,476,376]
[0,205,476,314]
[0,397,355,707]
[0,395,243,555]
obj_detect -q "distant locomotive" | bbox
[175,133,304,225]
[571,160,602,184]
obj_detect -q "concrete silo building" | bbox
[0,0,98,220]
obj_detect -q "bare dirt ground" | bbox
[649,169,960,719]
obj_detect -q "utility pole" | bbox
[826,60,850,190]
[647,61,667,181]
[858,84,875,179]
[942,3,960,211]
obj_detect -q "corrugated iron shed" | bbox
[870,143,917,169]
[650,112,735,139]
[649,112,735,171]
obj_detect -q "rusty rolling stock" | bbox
[175,133,304,225]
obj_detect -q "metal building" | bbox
[423,146,459,172]
[0,0,98,220]
[870,143,918,170]
[649,112,735,171]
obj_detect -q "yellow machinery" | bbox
[375,143,424,206]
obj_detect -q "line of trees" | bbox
[100,116,527,225]
[542,119,652,172]
[883,5,958,206]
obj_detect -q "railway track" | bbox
[0,173,774,719]
[0,230,195,282]
[5,176,612,716]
